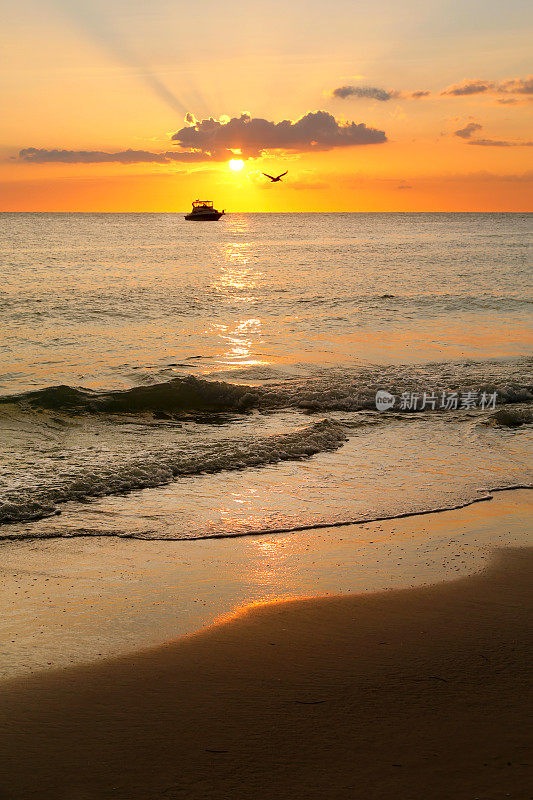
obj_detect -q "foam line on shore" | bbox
[1,483,530,542]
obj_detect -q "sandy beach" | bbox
[1,502,531,800]
[2,489,531,680]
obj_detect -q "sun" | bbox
[229,159,244,171]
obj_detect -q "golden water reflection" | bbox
[215,242,257,303]
[214,487,305,594]
[210,237,267,367]
[210,318,264,365]
[249,534,300,590]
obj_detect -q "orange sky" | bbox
[2,0,532,211]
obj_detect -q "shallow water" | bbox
[0,212,531,539]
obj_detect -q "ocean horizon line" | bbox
[1,209,532,215]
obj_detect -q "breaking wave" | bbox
[2,358,532,415]
[489,404,533,428]
[0,418,346,525]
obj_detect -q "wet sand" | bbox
[2,489,531,680]
[1,542,531,799]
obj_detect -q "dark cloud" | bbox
[498,76,533,95]
[442,76,533,98]
[467,138,533,147]
[454,122,483,139]
[332,76,531,104]
[19,111,387,166]
[332,85,430,101]
[171,111,387,157]
[18,148,207,164]
[442,80,493,96]
[332,86,396,101]
[451,122,532,147]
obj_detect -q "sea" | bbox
[1,212,531,543]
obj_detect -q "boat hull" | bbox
[184,212,224,221]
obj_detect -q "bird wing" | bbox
[276,171,288,179]
[262,173,275,180]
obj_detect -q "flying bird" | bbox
[263,171,288,182]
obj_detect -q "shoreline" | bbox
[1,489,532,681]
[1,544,531,799]
[2,483,532,542]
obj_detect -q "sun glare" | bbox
[229,159,244,171]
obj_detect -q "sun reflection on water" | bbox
[212,488,304,595]
[211,318,264,364]
[208,235,268,368]
[215,241,257,302]
[249,535,298,589]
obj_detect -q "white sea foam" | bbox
[0,418,347,526]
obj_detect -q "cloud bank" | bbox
[19,111,387,166]
[332,75,532,103]
[171,111,387,157]
[18,148,207,164]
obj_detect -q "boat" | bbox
[184,200,225,221]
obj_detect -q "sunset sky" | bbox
[2,0,532,211]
